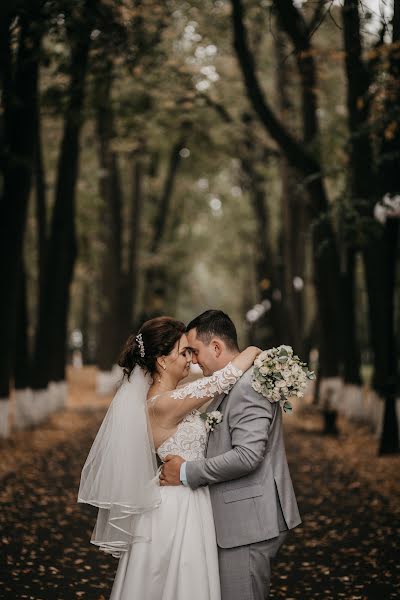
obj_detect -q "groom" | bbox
[161,309,301,600]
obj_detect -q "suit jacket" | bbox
[186,367,301,548]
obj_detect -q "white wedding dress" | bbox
[109,410,219,600]
[108,364,242,600]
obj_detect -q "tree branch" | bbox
[308,0,334,36]
[342,0,374,200]
[230,0,321,181]
[273,0,319,142]
[198,92,234,123]
[150,126,190,255]
[272,0,309,50]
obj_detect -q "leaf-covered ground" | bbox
[1,376,399,600]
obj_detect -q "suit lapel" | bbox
[204,370,243,452]
[205,392,227,451]
[206,392,225,415]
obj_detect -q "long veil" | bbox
[77,365,161,558]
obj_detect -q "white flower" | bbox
[253,381,262,393]
[201,410,223,432]
[251,345,312,413]
[209,410,223,423]
[254,350,269,367]
[280,345,293,354]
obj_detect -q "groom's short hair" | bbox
[186,310,239,351]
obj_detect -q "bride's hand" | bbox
[232,346,262,372]
[247,346,262,358]
[244,346,262,364]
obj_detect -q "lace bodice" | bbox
[157,410,207,462]
[152,361,243,462]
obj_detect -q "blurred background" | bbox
[0,0,399,598]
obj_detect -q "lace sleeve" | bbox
[170,362,243,401]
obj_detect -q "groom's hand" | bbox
[160,455,184,486]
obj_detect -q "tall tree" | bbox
[230,0,343,433]
[120,155,144,336]
[94,85,145,370]
[341,0,371,390]
[273,0,362,419]
[94,59,124,372]
[32,0,95,390]
[239,114,286,347]
[342,0,399,454]
[274,29,307,356]
[374,0,400,455]
[0,3,42,435]
[142,125,190,318]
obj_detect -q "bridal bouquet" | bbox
[252,345,315,413]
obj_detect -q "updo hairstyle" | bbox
[118,316,186,379]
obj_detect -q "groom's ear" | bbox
[211,338,223,358]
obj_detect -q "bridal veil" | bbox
[77,365,161,558]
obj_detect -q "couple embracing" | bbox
[78,310,301,600]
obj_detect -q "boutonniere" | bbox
[201,410,223,432]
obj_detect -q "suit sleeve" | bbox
[185,374,274,489]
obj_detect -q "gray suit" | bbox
[186,367,301,600]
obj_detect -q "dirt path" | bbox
[1,372,399,599]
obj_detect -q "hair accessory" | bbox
[136,333,145,358]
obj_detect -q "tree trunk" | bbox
[340,249,361,384]
[14,260,30,390]
[95,63,124,372]
[0,9,41,436]
[273,0,344,381]
[80,280,92,365]
[142,133,188,318]
[341,0,370,390]
[32,6,93,390]
[239,117,286,347]
[119,156,143,340]
[230,0,345,433]
[274,29,307,356]
[230,0,342,378]
[34,78,47,317]
[376,3,400,454]
[342,0,399,452]
[363,224,399,454]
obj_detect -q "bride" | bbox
[78,316,260,600]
